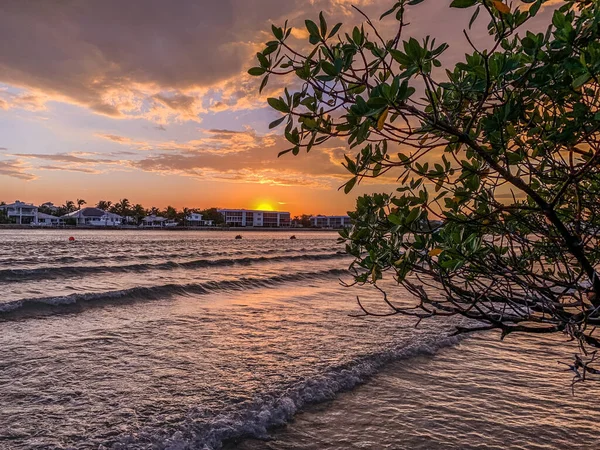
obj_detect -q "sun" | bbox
[255,202,275,211]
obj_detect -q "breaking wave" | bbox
[0,252,348,282]
[0,268,349,317]
[114,333,463,450]
[0,246,338,268]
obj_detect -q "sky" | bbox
[0,0,561,215]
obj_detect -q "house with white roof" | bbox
[35,212,64,227]
[140,215,178,228]
[185,212,213,227]
[0,201,38,225]
[62,207,123,226]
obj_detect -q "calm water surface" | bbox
[0,230,598,449]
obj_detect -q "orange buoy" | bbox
[69,236,75,241]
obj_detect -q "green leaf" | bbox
[259,75,269,93]
[344,177,358,194]
[328,23,342,39]
[269,117,286,129]
[450,0,477,8]
[271,25,283,40]
[319,12,327,38]
[305,19,320,39]
[248,67,266,76]
[388,214,402,225]
[572,73,590,89]
[406,207,420,223]
[469,6,480,28]
[256,52,270,68]
[267,97,290,113]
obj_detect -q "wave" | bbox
[115,332,464,450]
[0,268,349,317]
[0,252,348,282]
[0,246,339,268]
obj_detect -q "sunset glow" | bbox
[0,1,558,216]
[254,202,275,211]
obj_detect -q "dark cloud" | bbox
[0,0,300,117]
[0,0,558,120]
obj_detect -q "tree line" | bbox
[35,199,226,226]
[1,199,324,227]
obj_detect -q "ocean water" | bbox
[0,230,598,450]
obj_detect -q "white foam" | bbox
[116,333,463,449]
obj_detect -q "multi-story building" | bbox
[310,215,352,229]
[0,200,38,225]
[218,209,291,228]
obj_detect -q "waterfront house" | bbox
[62,207,123,226]
[35,212,64,227]
[185,213,213,227]
[218,209,291,227]
[141,215,178,228]
[0,201,38,225]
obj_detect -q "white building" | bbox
[140,215,178,228]
[62,207,123,226]
[218,209,291,227]
[35,212,64,227]
[185,213,213,227]
[310,215,352,228]
[0,201,38,225]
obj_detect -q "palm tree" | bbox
[150,206,161,216]
[116,198,130,217]
[96,200,112,210]
[182,207,191,227]
[76,199,86,210]
[163,205,178,220]
[64,200,76,213]
[132,204,146,225]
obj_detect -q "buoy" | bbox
[290,235,297,240]
[68,236,75,242]
[235,235,242,240]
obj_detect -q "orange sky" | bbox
[0,0,559,216]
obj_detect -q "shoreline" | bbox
[0,225,342,232]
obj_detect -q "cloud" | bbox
[0,89,48,112]
[7,152,128,177]
[13,153,115,164]
[0,0,303,122]
[96,134,135,144]
[95,127,277,154]
[0,159,36,180]
[0,0,561,125]
[38,165,100,174]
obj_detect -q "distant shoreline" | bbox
[0,225,341,232]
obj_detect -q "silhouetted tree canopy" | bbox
[252,0,600,382]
